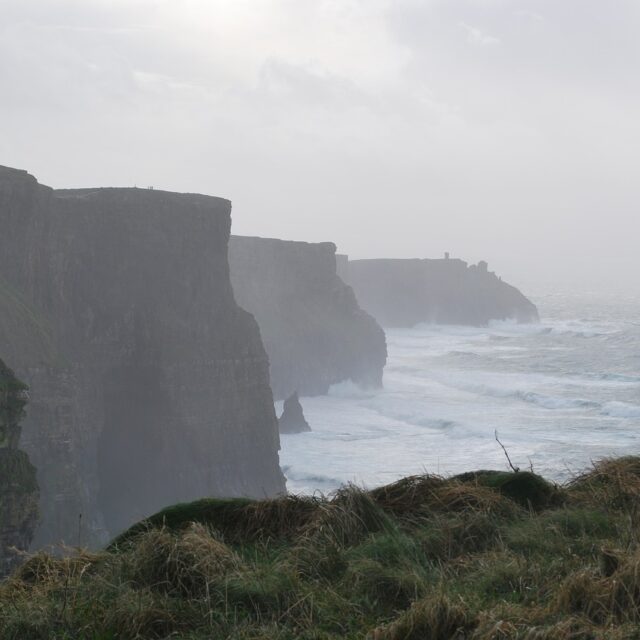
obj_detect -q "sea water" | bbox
[279,290,640,495]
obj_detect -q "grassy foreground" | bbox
[3,458,640,639]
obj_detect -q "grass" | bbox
[3,457,640,639]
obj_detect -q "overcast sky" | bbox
[2,0,639,292]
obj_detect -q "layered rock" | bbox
[278,392,311,434]
[229,236,387,399]
[340,257,539,328]
[0,359,39,576]
[0,165,285,545]
[0,250,83,550]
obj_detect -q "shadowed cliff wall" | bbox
[342,257,539,328]
[0,166,285,545]
[229,237,387,400]
[0,358,38,576]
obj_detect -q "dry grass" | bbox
[567,457,640,510]
[370,474,518,520]
[12,549,104,587]
[424,483,519,518]
[369,474,448,516]
[368,594,473,640]
[555,548,640,627]
[127,523,240,596]
[308,486,397,546]
[3,457,640,639]
[111,494,322,549]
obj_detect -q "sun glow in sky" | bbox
[2,0,639,291]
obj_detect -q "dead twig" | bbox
[495,430,519,473]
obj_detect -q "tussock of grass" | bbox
[369,594,473,640]
[454,470,563,511]
[370,473,519,519]
[369,474,447,516]
[567,457,640,510]
[110,494,321,549]
[13,548,105,586]
[4,458,640,639]
[306,486,396,547]
[555,548,640,627]
[126,523,240,596]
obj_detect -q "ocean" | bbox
[279,290,640,495]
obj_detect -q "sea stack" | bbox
[279,392,311,434]
[0,359,39,576]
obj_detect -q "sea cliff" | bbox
[340,256,539,327]
[0,165,285,545]
[229,236,387,399]
[0,358,38,576]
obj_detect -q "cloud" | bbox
[459,22,501,46]
[0,0,639,290]
[514,9,544,22]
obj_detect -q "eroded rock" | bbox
[279,392,311,434]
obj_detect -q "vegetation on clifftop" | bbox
[3,458,640,639]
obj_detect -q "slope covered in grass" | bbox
[3,458,640,639]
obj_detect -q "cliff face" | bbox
[0,166,285,545]
[341,258,539,328]
[229,237,387,400]
[0,359,39,576]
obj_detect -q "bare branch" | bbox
[495,430,519,472]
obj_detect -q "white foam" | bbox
[279,294,640,495]
[601,402,640,419]
[327,379,377,399]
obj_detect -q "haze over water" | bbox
[280,290,640,494]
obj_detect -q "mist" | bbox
[2,0,639,292]
[3,3,640,634]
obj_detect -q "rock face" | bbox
[340,257,539,328]
[0,165,285,546]
[278,392,311,434]
[229,236,387,399]
[0,358,39,576]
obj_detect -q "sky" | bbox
[1,0,639,292]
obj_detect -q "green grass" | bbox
[4,457,640,639]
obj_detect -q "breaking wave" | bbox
[280,292,640,496]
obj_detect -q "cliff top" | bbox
[349,257,469,267]
[0,165,31,177]
[231,235,337,253]
[54,187,230,210]
[0,165,231,210]
[0,165,38,186]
